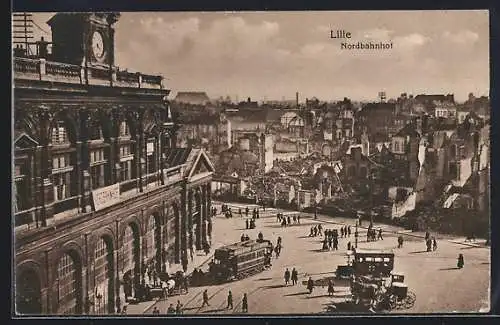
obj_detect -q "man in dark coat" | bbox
[284,268,291,286]
[201,289,210,307]
[242,293,248,313]
[227,290,233,309]
[307,277,314,293]
[291,268,299,285]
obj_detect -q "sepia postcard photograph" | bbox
[12,10,490,316]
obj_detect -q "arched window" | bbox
[122,226,135,273]
[145,216,156,262]
[94,237,113,314]
[57,253,79,314]
[51,120,69,145]
[119,121,130,138]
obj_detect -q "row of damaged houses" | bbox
[173,92,489,234]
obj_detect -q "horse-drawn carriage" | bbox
[346,249,416,312]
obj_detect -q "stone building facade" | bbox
[13,12,215,315]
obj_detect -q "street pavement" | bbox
[129,202,490,315]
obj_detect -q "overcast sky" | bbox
[28,11,489,102]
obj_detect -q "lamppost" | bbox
[355,217,359,249]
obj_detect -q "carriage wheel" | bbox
[404,291,416,309]
[388,294,398,310]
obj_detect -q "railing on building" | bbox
[14,167,185,232]
[13,57,164,90]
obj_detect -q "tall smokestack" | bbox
[296,92,299,107]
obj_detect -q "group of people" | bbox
[366,225,384,242]
[322,231,340,251]
[340,225,352,238]
[309,224,323,237]
[425,232,438,252]
[151,300,183,315]
[201,289,249,313]
[245,218,256,229]
[284,267,299,286]
[276,213,301,227]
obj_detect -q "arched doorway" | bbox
[122,223,140,301]
[56,252,83,314]
[93,236,114,314]
[16,268,42,314]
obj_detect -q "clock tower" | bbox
[47,12,120,67]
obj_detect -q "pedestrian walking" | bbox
[246,219,249,229]
[432,237,438,251]
[347,241,351,251]
[378,228,383,240]
[307,277,314,294]
[287,216,291,225]
[284,268,291,286]
[227,290,233,309]
[397,235,404,248]
[201,289,210,307]
[176,300,183,314]
[297,214,301,224]
[457,253,464,269]
[327,280,335,296]
[152,306,160,315]
[291,268,298,285]
[348,226,351,237]
[242,293,248,313]
[239,208,242,217]
[277,213,280,222]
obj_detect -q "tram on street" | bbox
[208,239,273,283]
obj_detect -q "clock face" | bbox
[91,31,105,60]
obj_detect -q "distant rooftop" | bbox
[174,91,211,105]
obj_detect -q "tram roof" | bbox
[216,240,270,254]
[353,248,394,255]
